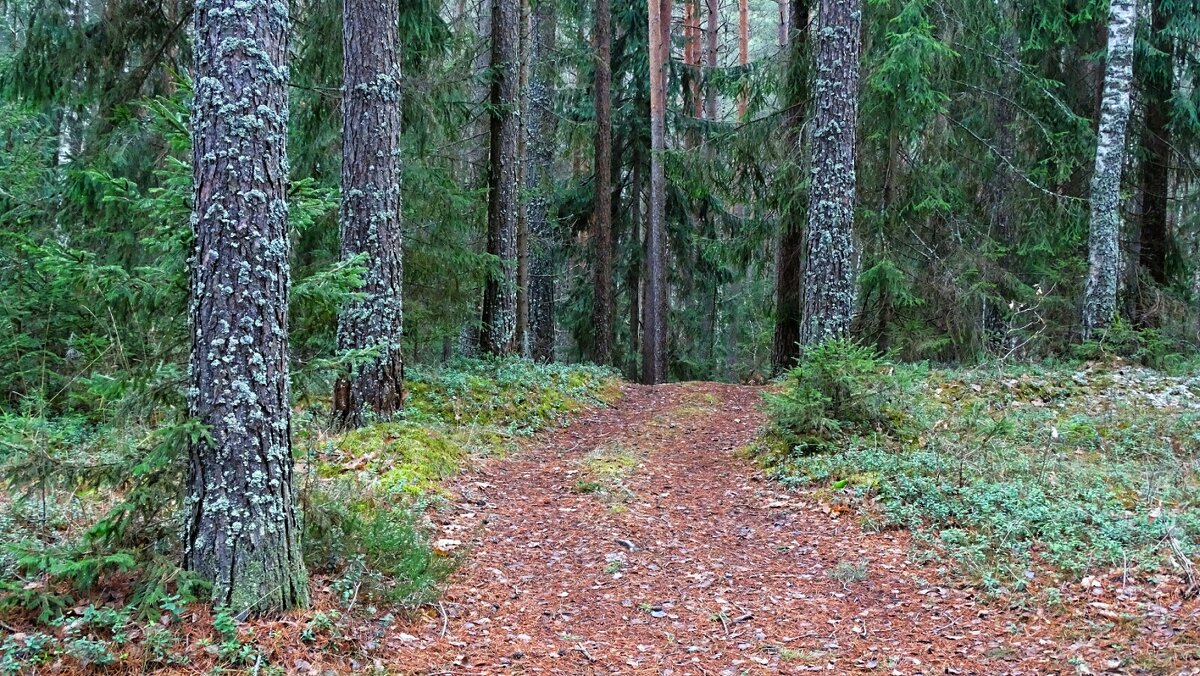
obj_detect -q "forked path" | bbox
[389,383,1170,674]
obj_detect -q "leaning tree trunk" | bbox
[771,0,808,373]
[527,0,558,362]
[592,0,614,364]
[643,0,669,384]
[1081,0,1136,339]
[333,0,404,429]
[800,0,862,345]
[481,0,521,355]
[186,0,307,614]
[1138,0,1172,287]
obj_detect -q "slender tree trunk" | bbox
[527,0,558,361]
[704,0,718,120]
[644,0,669,384]
[1082,0,1136,339]
[516,0,532,353]
[333,0,404,429]
[592,0,614,364]
[800,0,862,344]
[186,0,307,614]
[777,0,789,47]
[771,0,807,373]
[737,0,749,119]
[482,0,521,355]
[628,148,644,365]
[981,21,1018,347]
[1139,0,1171,286]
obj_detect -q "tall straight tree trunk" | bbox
[527,0,558,361]
[482,0,521,355]
[771,0,807,373]
[186,0,307,614]
[628,148,644,365]
[1081,0,1136,339]
[592,0,614,364]
[737,0,749,119]
[980,20,1019,347]
[1139,0,1172,286]
[800,0,862,344]
[333,0,404,429]
[644,0,669,384]
[516,0,532,353]
[704,0,718,120]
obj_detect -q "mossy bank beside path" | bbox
[379,382,1194,674]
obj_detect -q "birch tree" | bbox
[1081,0,1136,339]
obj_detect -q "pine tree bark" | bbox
[1139,0,1171,286]
[592,0,614,364]
[186,0,307,614]
[482,0,521,355]
[644,0,669,384]
[333,0,404,429]
[771,0,807,373]
[800,0,861,345]
[1082,0,1136,339]
[527,0,558,362]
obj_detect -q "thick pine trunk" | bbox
[800,0,862,344]
[333,0,404,429]
[186,0,307,614]
[644,0,669,384]
[1082,0,1136,339]
[482,0,521,355]
[527,0,558,362]
[592,0,614,364]
[771,0,807,373]
[1138,0,1171,286]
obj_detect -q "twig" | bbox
[438,601,449,638]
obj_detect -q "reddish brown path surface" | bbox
[384,383,1197,675]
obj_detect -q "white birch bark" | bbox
[1081,0,1136,339]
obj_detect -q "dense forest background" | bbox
[4,0,1198,399]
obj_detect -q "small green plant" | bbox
[828,560,869,589]
[762,340,921,456]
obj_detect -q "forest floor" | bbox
[354,381,1200,675]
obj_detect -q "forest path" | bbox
[388,383,1108,674]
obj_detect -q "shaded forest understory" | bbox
[3,0,1200,671]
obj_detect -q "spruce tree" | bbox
[482,0,521,356]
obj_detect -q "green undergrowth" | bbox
[756,339,1200,595]
[0,357,621,672]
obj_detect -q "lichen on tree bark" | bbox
[186,0,307,615]
[1081,0,1136,339]
[333,0,405,429]
[800,0,862,345]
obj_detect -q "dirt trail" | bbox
[387,383,1177,674]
